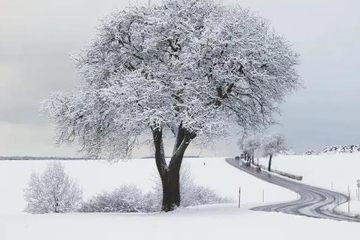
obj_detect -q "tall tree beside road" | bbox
[42,0,300,212]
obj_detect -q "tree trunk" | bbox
[251,150,255,165]
[54,195,59,213]
[152,124,195,212]
[268,154,273,171]
[160,161,181,212]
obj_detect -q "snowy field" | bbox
[0,158,295,215]
[1,157,360,239]
[2,205,359,240]
[258,153,360,215]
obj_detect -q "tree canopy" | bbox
[42,0,300,160]
[262,133,287,157]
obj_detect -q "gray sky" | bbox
[0,0,359,157]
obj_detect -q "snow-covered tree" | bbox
[41,0,300,212]
[304,149,319,155]
[238,134,261,164]
[323,145,360,154]
[24,162,83,214]
[262,133,287,171]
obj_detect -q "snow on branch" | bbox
[41,0,300,160]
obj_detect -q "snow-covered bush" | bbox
[80,185,143,212]
[322,145,360,154]
[81,164,233,213]
[80,185,154,213]
[187,186,233,206]
[304,149,319,155]
[24,162,83,214]
[141,191,162,212]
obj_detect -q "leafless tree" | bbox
[262,133,287,171]
[42,0,300,211]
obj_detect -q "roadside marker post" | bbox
[348,191,351,213]
[356,189,358,201]
[357,180,360,201]
[262,189,265,203]
[355,189,357,202]
[238,187,241,208]
[348,185,351,212]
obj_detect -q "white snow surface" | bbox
[1,157,359,239]
[337,201,360,217]
[0,158,294,214]
[2,205,359,240]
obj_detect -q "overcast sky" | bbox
[0,0,359,157]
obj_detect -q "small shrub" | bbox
[188,186,233,206]
[80,185,160,213]
[24,161,83,214]
[81,164,233,213]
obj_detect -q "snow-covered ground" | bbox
[0,158,294,214]
[337,201,360,217]
[1,204,359,240]
[1,157,359,240]
[258,153,360,215]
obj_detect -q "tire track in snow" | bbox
[226,158,360,222]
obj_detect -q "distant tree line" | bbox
[238,133,287,171]
[305,144,360,155]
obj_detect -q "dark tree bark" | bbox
[268,154,273,171]
[152,124,195,212]
[54,196,59,213]
[251,150,255,165]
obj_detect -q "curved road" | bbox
[226,158,360,222]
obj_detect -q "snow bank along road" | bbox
[226,158,360,222]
